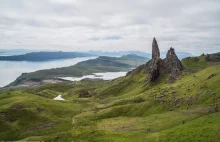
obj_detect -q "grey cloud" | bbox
[0,0,219,55]
[88,37,100,41]
[89,36,122,41]
[103,36,122,40]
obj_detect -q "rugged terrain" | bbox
[0,38,219,141]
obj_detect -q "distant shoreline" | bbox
[0,51,93,62]
[0,57,98,88]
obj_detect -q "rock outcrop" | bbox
[145,38,183,82]
[164,47,184,73]
[205,53,220,62]
[146,58,161,81]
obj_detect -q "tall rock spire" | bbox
[146,37,161,81]
[152,37,160,59]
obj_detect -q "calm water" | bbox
[59,72,127,81]
[0,57,97,87]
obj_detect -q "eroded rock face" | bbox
[163,47,183,73]
[145,38,184,82]
[146,58,161,81]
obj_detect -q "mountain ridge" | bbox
[0,52,93,61]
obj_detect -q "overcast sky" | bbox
[0,0,219,55]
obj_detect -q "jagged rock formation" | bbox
[164,47,184,73]
[145,38,162,81]
[145,38,184,82]
[205,53,220,62]
[145,58,161,81]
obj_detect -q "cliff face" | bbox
[145,38,183,82]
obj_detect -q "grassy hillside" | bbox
[0,80,108,141]
[0,54,219,141]
[7,54,149,87]
[70,61,220,141]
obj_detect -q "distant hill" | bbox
[0,52,93,61]
[7,54,149,87]
[120,54,148,60]
[0,49,38,56]
[0,49,192,59]
[86,50,151,58]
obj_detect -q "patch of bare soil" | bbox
[0,112,17,122]
[43,79,64,84]
[184,106,214,115]
[10,103,26,110]
[26,122,58,133]
[18,81,41,87]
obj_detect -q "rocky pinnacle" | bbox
[152,37,160,59]
[145,38,184,82]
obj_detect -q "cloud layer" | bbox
[0,0,220,55]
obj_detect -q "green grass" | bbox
[0,55,220,141]
[0,90,95,141]
[69,61,220,142]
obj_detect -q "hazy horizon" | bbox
[0,48,195,56]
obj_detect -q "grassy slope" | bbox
[0,91,78,141]
[71,56,220,142]
[0,55,220,141]
[0,80,107,141]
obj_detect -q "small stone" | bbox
[207,73,217,80]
